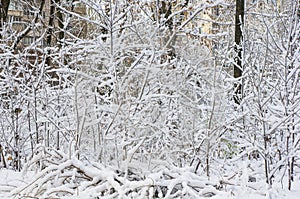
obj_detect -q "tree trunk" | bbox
[0,0,10,25]
[0,144,7,168]
[55,0,64,48]
[234,0,244,104]
[0,0,10,40]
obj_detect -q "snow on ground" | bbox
[1,168,300,199]
[211,179,300,199]
[0,169,28,199]
[211,189,300,199]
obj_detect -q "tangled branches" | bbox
[11,146,222,198]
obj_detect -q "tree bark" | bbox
[0,0,10,38]
[0,0,10,22]
[55,0,64,48]
[0,144,7,168]
[234,0,244,104]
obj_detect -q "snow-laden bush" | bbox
[11,145,225,199]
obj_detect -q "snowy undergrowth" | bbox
[1,145,299,198]
[7,145,225,199]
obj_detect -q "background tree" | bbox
[0,0,10,34]
[234,0,244,104]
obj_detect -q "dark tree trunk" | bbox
[234,0,244,104]
[55,0,64,48]
[0,144,7,168]
[46,0,55,48]
[45,0,57,83]
[0,0,10,38]
[0,0,10,22]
